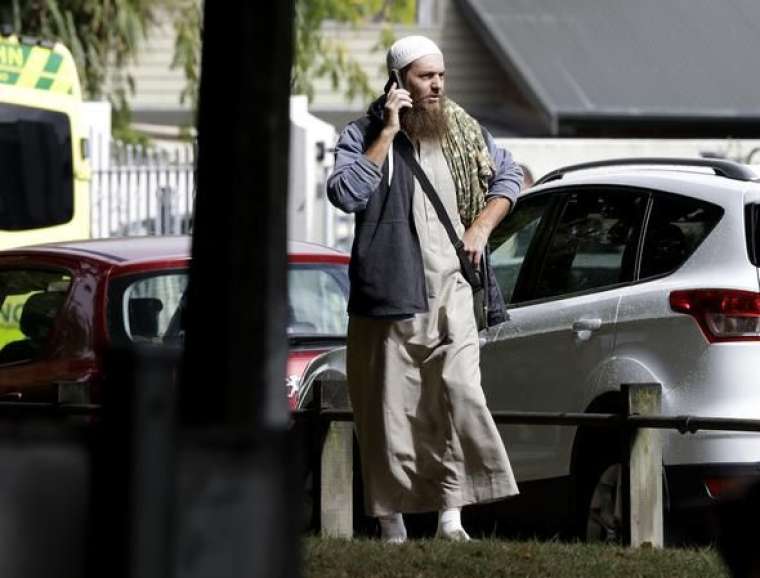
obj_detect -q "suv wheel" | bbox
[585,463,623,542]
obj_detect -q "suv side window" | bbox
[640,193,723,279]
[489,193,554,305]
[531,189,647,301]
[747,203,760,267]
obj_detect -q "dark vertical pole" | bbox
[177,1,296,578]
[183,0,291,434]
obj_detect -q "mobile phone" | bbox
[390,68,404,91]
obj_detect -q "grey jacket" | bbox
[327,98,523,318]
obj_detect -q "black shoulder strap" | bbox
[396,137,482,289]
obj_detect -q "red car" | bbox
[0,236,349,409]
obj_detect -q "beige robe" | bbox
[347,138,518,517]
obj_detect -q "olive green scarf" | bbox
[440,99,493,228]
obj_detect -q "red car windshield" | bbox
[287,263,348,338]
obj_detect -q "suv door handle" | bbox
[0,392,22,401]
[572,318,602,332]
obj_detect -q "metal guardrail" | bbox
[6,381,760,549]
[4,400,759,435]
[298,381,760,548]
[309,408,760,434]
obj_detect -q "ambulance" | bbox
[0,32,90,343]
[0,31,89,247]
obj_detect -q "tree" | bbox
[292,0,415,101]
[171,0,416,111]
[167,0,201,112]
[5,0,157,99]
[1,0,416,132]
[2,0,165,141]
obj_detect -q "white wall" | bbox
[289,96,350,248]
[81,101,112,171]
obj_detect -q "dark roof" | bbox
[456,0,760,136]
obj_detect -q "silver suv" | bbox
[301,158,760,541]
[482,157,760,541]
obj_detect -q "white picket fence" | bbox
[87,135,356,253]
[89,137,196,239]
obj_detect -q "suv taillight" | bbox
[670,289,760,343]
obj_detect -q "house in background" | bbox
[309,0,539,137]
[122,0,760,139]
[114,0,760,246]
[310,0,760,139]
[120,0,537,139]
[111,13,194,140]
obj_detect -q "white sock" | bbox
[436,507,470,541]
[378,513,407,543]
[439,507,462,528]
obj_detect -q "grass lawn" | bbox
[303,538,730,578]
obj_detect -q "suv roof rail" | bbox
[535,157,759,186]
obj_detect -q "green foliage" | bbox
[159,0,416,112]
[5,0,157,100]
[292,0,416,102]
[0,0,417,133]
[1,0,160,139]
[166,0,201,112]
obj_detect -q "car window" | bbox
[747,203,760,267]
[489,194,554,305]
[288,264,349,336]
[531,189,647,301]
[119,273,189,343]
[639,193,723,279]
[0,269,71,364]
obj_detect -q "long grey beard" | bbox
[401,97,448,141]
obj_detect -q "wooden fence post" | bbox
[320,422,353,538]
[624,383,663,548]
[317,380,353,538]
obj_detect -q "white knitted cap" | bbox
[386,35,443,72]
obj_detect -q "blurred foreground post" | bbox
[178,1,297,577]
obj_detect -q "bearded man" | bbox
[327,35,522,542]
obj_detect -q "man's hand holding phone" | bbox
[384,68,413,137]
[364,69,413,167]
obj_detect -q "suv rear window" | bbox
[747,204,760,267]
[639,194,723,279]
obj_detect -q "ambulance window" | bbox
[0,103,74,229]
